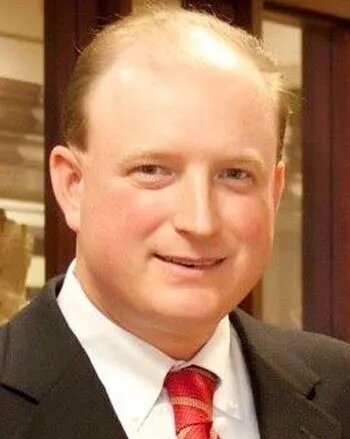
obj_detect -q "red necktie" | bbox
[164,366,221,439]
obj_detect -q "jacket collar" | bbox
[231,311,341,439]
[1,276,79,401]
[0,276,128,439]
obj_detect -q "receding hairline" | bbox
[82,18,271,98]
[86,30,273,104]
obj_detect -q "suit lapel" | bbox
[231,310,341,439]
[23,350,128,439]
[0,277,128,439]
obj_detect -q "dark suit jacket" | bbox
[1,276,350,439]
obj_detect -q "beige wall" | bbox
[262,19,302,329]
[0,0,42,39]
[0,0,43,84]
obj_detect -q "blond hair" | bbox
[63,7,289,159]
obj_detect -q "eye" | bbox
[219,168,250,180]
[133,164,169,176]
[130,164,174,189]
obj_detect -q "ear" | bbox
[273,160,285,212]
[50,145,84,233]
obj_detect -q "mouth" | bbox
[154,254,225,269]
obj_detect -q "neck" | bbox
[121,322,217,361]
[74,257,219,360]
[88,289,217,360]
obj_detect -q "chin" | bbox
[155,296,227,329]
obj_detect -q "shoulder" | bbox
[232,309,350,378]
[0,323,33,438]
[0,275,74,437]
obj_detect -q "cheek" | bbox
[82,178,171,241]
[223,195,274,245]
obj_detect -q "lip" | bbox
[154,253,226,274]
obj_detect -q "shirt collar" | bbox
[58,260,242,432]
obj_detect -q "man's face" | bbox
[73,51,284,344]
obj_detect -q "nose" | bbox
[172,171,221,238]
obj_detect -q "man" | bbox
[1,7,350,439]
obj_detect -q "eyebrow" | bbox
[218,151,268,173]
[116,148,268,172]
[116,151,176,166]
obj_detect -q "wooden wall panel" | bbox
[45,1,77,280]
[302,23,333,334]
[303,21,350,341]
[266,0,350,21]
[331,25,350,341]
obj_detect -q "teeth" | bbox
[160,255,221,267]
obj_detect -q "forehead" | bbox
[87,27,272,107]
[84,40,278,161]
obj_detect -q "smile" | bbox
[154,254,225,269]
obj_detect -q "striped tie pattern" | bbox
[164,366,221,439]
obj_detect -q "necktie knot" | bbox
[164,366,220,439]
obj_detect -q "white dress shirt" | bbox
[58,261,260,439]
